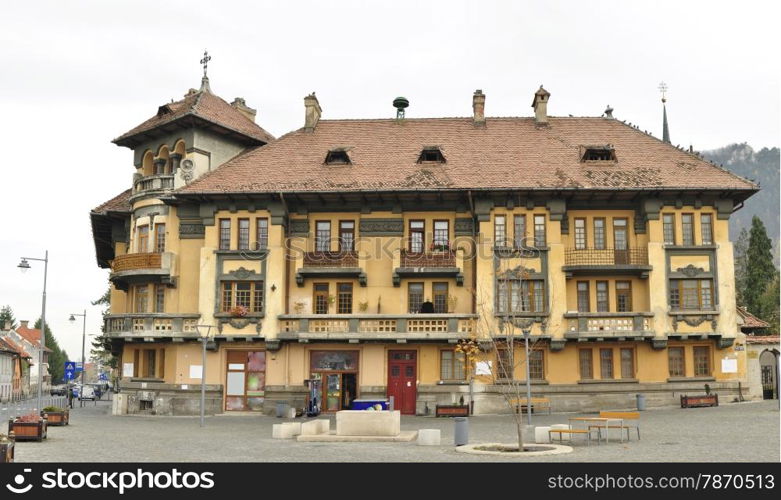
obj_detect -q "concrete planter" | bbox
[8,418,48,442]
[41,410,69,426]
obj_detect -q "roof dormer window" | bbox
[418,147,446,163]
[325,149,351,165]
[157,104,173,117]
[581,145,617,162]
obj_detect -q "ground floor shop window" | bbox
[310,350,358,411]
[440,350,466,380]
[225,350,266,411]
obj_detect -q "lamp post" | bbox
[68,310,87,407]
[522,327,533,427]
[194,324,214,427]
[18,252,48,412]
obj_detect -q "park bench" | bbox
[590,411,641,441]
[548,427,596,445]
[509,397,551,415]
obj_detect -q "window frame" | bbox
[313,283,330,314]
[256,218,268,250]
[408,220,425,253]
[219,219,231,250]
[681,213,694,245]
[700,214,713,245]
[579,349,593,380]
[577,281,590,313]
[528,349,545,381]
[670,279,714,310]
[693,346,711,376]
[337,282,353,314]
[432,282,449,313]
[533,214,546,247]
[620,348,635,379]
[155,223,166,253]
[494,215,507,247]
[220,281,265,314]
[433,220,450,250]
[495,343,514,380]
[596,280,609,313]
[315,221,331,252]
[600,348,614,379]
[662,213,676,245]
[616,280,633,312]
[513,215,526,248]
[574,217,587,250]
[593,217,606,250]
[137,224,149,253]
[668,347,685,377]
[440,349,466,381]
[408,282,424,313]
[238,218,250,250]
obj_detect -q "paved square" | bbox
[10,399,779,462]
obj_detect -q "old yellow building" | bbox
[91,75,758,415]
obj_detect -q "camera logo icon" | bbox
[6,468,33,494]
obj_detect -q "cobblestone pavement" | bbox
[11,399,779,463]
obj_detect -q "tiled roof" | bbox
[92,189,132,214]
[0,336,31,358]
[16,326,53,352]
[113,86,275,146]
[745,335,780,345]
[177,117,758,195]
[737,307,771,329]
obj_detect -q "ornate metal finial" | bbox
[200,50,211,78]
[658,81,668,103]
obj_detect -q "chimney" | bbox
[20,320,29,329]
[532,85,550,125]
[3,321,10,330]
[472,89,486,126]
[304,93,322,132]
[231,97,257,122]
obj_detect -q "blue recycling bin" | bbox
[350,399,389,410]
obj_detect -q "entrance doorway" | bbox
[310,350,359,412]
[760,350,778,400]
[225,350,266,411]
[387,350,417,415]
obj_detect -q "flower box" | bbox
[435,404,470,417]
[680,394,719,408]
[41,409,69,426]
[0,436,13,463]
[8,417,48,442]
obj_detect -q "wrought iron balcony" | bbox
[563,247,651,277]
[295,250,365,286]
[104,313,201,339]
[112,253,162,272]
[278,313,476,342]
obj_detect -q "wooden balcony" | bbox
[563,247,652,278]
[112,253,161,272]
[393,249,464,286]
[104,313,201,340]
[563,312,655,340]
[109,252,175,291]
[278,313,476,342]
[296,250,366,286]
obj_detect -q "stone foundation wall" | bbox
[121,382,223,416]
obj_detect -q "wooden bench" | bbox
[590,411,641,441]
[509,397,551,415]
[548,428,595,445]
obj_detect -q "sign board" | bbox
[475,361,493,375]
[721,358,738,373]
[75,362,83,373]
[122,363,134,377]
[189,365,203,379]
[64,361,76,381]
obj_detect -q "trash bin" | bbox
[636,393,646,411]
[276,402,289,418]
[454,416,469,446]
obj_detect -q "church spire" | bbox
[659,81,670,143]
[199,49,212,93]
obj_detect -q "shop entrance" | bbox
[310,350,359,412]
[387,350,417,415]
[225,350,266,411]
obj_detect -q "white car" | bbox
[78,385,95,400]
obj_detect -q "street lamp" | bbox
[194,324,214,427]
[69,310,87,407]
[18,251,48,412]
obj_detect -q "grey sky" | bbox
[0,0,778,360]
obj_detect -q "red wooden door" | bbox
[388,351,417,415]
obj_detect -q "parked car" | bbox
[77,384,96,401]
[50,385,67,396]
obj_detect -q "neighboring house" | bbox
[0,337,15,402]
[738,307,779,400]
[0,327,31,401]
[90,72,759,415]
[6,320,52,396]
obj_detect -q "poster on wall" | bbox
[721,358,738,373]
[122,363,134,377]
[190,365,203,379]
[475,361,493,375]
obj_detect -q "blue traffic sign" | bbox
[64,361,76,381]
[75,362,83,372]
[99,372,109,381]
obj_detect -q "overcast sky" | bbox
[0,0,778,361]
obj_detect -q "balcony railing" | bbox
[279,314,476,340]
[303,251,358,267]
[563,312,654,339]
[133,174,174,195]
[400,250,456,268]
[564,247,648,266]
[104,313,201,338]
[111,253,162,272]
